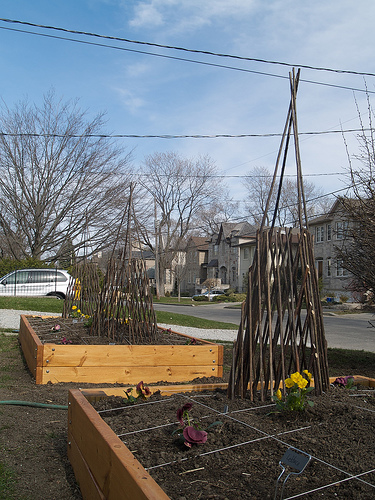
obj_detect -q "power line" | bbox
[1,24,375,95]
[1,17,375,79]
[137,172,344,180]
[0,128,372,140]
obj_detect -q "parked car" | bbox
[192,290,225,301]
[0,269,72,299]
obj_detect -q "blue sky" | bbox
[0,0,374,206]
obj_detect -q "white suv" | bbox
[0,269,71,299]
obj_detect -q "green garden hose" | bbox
[0,400,68,409]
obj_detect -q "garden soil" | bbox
[0,332,374,499]
[93,388,375,500]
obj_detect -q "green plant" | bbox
[339,294,349,303]
[215,292,246,302]
[0,257,56,277]
[272,370,314,411]
[0,462,17,499]
[192,295,209,302]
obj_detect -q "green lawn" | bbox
[0,296,63,314]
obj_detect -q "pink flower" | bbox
[60,337,72,344]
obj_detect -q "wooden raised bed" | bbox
[19,314,223,385]
[69,376,375,500]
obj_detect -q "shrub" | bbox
[215,293,246,303]
[192,295,209,302]
[0,257,55,277]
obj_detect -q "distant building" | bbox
[206,222,257,292]
[309,199,354,300]
[183,236,209,296]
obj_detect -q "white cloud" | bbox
[129,1,168,28]
[114,88,146,114]
[128,0,258,32]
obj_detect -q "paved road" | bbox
[154,302,375,352]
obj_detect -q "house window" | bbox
[336,221,348,240]
[316,259,323,279]
[327,224,331,241]
[327,259,332,277]
[316,226,324,243]
[336,259,348,277]
[243,247,250,260]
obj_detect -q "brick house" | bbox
[309,199,355,300]
[206,222,257,292]
[183,236,209,296]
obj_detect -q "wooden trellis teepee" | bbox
[64,183,159,344]
[227,69,330,400]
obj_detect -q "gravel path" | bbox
[157,323,237,342]
[0,309,61,330]
[0,310,237,341]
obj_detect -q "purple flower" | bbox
[183,426,208,446]
[176,403,193,424]
[333,376,354,387]
[136,381,151,398]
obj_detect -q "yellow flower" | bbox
[285,377,295,388]
[290,372,301,383]
[72,306,77,310]
[85,315,90,319]
[77,309,81,314]
[286,372,308,389]
[298,377,308,389]
[276,389,282,400]
[303,369,312,381]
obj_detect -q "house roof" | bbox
[309,198,350,225]
[186,236,209,251]
[217,221,257,243]
[207,259,218,268]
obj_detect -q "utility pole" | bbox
[154,198,160,299]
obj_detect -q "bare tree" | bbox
[243,166,331,227]
[135,152,226,295]
[193,190,240,235]
[336,95,375,297]
[0,92,132,261]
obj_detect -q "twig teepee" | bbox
[227,69,329,400]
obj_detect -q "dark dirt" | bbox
[28,316,204,345]
[93,388,375,499]
[0,329,375,499]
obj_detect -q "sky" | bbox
[0,0,374,212]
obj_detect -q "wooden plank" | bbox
[18,315,40,378]
[81,383,229,400]
[40,364,222,384]
[67,432,105,500]
[80,375,375,400]
[68,390,170,500]
[42,344,222,367]
[156,326,219,345]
